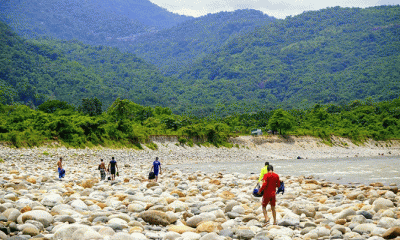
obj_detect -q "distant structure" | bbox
[251,129,262,136]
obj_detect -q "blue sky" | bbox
[149,0,398,18]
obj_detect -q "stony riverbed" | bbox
[0,146,400,240]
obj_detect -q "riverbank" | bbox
[1,136,399,165]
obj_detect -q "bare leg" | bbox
[262,205,269,223]
[271,205,277,225]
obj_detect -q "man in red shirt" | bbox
[258,165,280,225]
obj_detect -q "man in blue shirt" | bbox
[151,157,162,182]
[107,157,118,181]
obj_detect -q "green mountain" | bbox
[1,6,399,116]
[127,9,275,75]
[178,6,400,109]
[0,21,177,109]
[0,0,192,46]
[95,0,193,29]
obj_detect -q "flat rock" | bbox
[353,223,376,234]
[138,210,170,226]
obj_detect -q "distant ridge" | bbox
[127,9,275,75]
[0,0,193,45]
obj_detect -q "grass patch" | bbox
[0,158,4,163]
[43,151,50,156]
[146,142,158,150]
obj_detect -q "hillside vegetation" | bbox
[127,9,275,75]
[0,5,399,116]
[0,21,178,109]
[178,6,400,110]
[0,0,192,46]
[0,97,399,148]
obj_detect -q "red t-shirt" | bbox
[259,172,280,197]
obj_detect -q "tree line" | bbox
[1,97,398,148]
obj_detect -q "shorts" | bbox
[262,194,276,207]
[154,170,159,176]
[110,168,116,175]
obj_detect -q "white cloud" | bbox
[150,0,399,18]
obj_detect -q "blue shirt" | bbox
[153,160,161,172]
[110,160,116,169]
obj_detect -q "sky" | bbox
[149,0,398,18]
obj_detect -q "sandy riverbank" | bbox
[1,136,399,165]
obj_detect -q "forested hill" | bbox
[127,9,275,75]
[0,21,178,109]
[178,6,400,109]
[95,0,193,29]
[0,0,192,45]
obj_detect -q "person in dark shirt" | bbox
[258,165,280,225]
[150,157,162,182]
[107,157,118,181]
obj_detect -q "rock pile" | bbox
[0,148,399,240]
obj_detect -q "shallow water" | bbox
[169,156,400,186]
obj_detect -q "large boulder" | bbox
[278,211,300,227]
[128,203,145,213]
[196,221,221,233]
[373,198,394,212]
[41,194,63,207]
[52,224,93,240]
[353,224,376,234]
[17,210,53,227]
[168,225,196,234]
[236,229,255,240]
[382,227,400,239]
[168,201,189,212]
[186,215,203,228]
[138,210,170,226]
[377,217,398,229]
[335,208,356,220]
[71,200,88,211]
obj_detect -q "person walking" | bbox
[150,157,162,182]
[57,157,65,180]
[258,165,280,225]
[258,161,269,183]
[98,159,106,181]
[107,157,118,181]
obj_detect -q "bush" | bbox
[146,142,158,150]
[178,137,187,145]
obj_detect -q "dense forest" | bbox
[0,4,399,117]
[178,6,400,109]
[0,0,192,46]
[0,21,181,109]
[1,97,399,148]
[127,9,275,75]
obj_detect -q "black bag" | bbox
[148,171,155,180]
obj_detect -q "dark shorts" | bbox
[262,194,276,207]
[110,168,116,175]
[154,170,159,176]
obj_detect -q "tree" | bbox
[38,100,74,113]
[79,97,102,116]
[268,109,295,135]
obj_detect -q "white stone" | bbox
[41,194,63,207]
[181,232,201,240]
[71,199,88,211]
